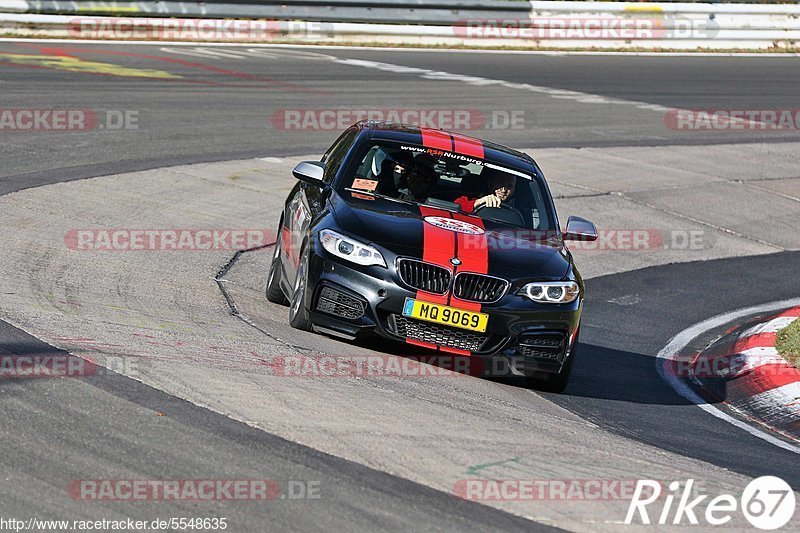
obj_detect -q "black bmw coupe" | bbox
[267,121,597,392]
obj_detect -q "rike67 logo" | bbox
[626,477,795,530]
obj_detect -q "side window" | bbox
[528,180,550,230]
[321,127,359,182]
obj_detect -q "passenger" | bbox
[455,173,516,213]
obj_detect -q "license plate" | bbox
[402,298,488,333]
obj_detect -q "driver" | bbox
[455,173,516,213]
[397,155,438,203]
[376,151,414,196]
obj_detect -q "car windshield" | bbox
[339,141,555,230]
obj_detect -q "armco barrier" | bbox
[2,0,534,24]
[6,1,800,23]
[1,1,799,49]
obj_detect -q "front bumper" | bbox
[302,242,582,375]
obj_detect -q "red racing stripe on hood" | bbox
[417,206,456,305]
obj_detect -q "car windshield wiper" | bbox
[346,188,473,217]
[472,215,526,229]
[346,188,451,210]
[344,188,415,205]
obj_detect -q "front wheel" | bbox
[289,244,312,331]
[525,354,573,393]
[266,221,289,305]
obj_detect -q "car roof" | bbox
[355,121,540,176]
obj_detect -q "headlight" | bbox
[519,281,580,303]
[320,229,386,267]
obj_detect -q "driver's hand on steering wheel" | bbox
[474,194,502,209]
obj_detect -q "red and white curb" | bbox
[689,307,800,442]
[658,299,800,454]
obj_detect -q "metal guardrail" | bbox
[1,1,799,49]
[4,0,800,24]
[9,1,533,25]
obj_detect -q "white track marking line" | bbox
[738,346,780,357]
[743,382,800,415]
[657,297,800,454]
[159,46,250,59]
[1,38,799,57]
[0,37,788,123]
[10,34,751,123]
[333,57,676,114]
[715,349,787,380]
[329,57,765,130]
[741,316,799,337]
[159,46,332,60]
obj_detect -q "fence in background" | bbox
[1,1,798,49]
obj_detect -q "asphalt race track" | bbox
[3,42,800,187]
[1,41,799,531]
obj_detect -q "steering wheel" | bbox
[472,203,525,226]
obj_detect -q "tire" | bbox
[289,244,312,331]
[266,222,289,305]
[525,353,573,393]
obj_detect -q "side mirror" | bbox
[563,216,598,242]
[292,161,325,186]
